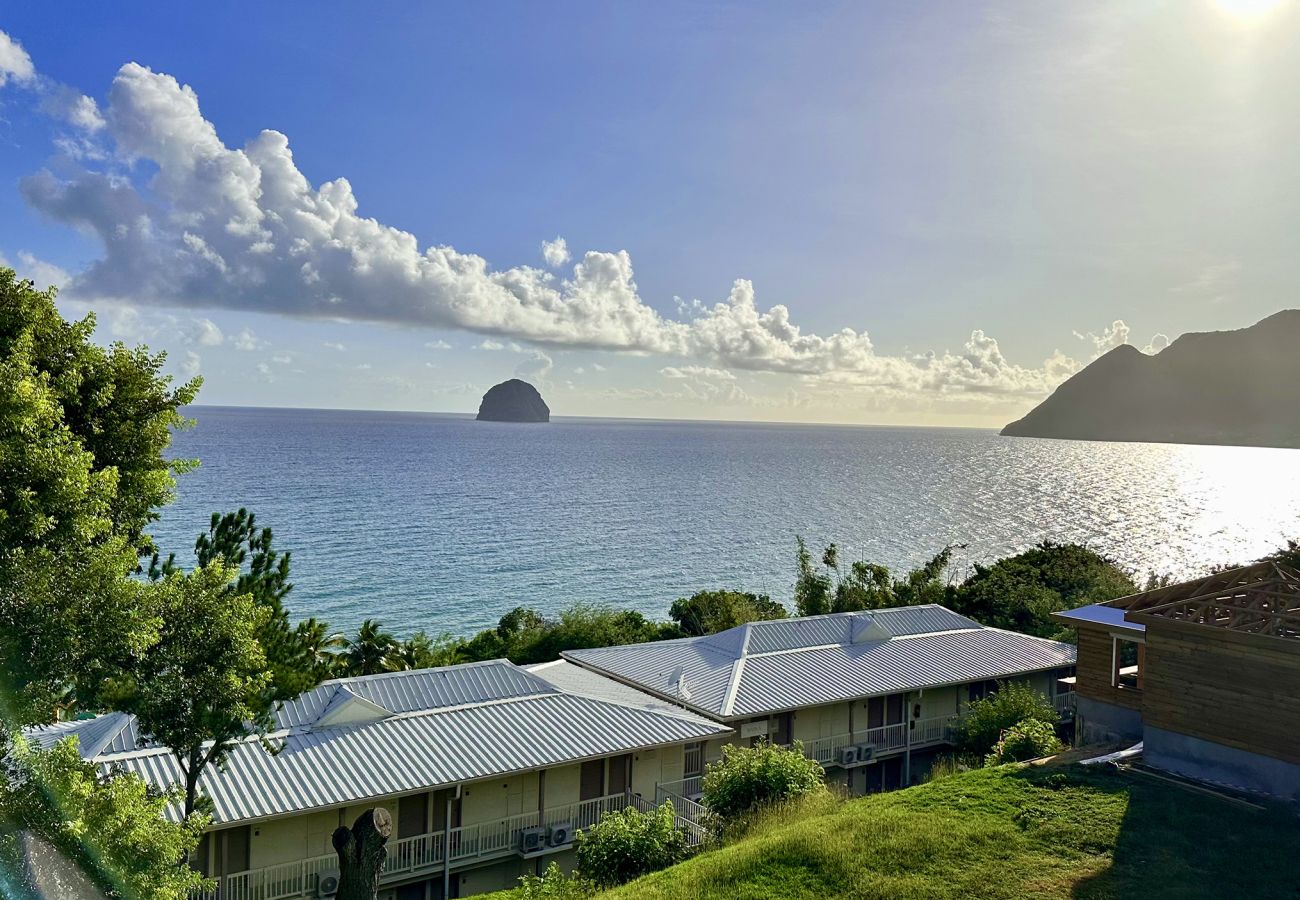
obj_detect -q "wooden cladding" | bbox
[1142,625,1300,766]
[1074,626,1143,711]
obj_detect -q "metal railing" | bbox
[799,715,959,767]
[198,791,640,900]
[1053,691,1076,719]
[654,774,703,799]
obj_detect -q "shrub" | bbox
[701,740,826,821]
[515,861,594,899]
[985,717,1064,765]
[575,802,689,888]
[955,682,1059,755]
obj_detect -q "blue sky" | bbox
[1,1,1297,424]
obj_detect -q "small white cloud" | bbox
[515,350,553,381]
[40,84,105,131]
[477,339,505,351]
[180,350,201,377]
[188,317,224,347]
[322,341,347,351]
[271,353,292,365]
[424,339,451,350]
[0,30,35,87]
[1142,333,1170,354]
[1073,320,1131,359]
[573,366,585,375]
[233,328,263,351]
[1,250,69,289]
[591,362,607,371]
[355,362,372,371]
[541,237,570,268]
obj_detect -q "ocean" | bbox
[150,406,1300,636]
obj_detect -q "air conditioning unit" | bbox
[856,744,875,763]
[518,825,547,854]
[316,870,340,897]
[547,822,574,847]
[838,745,859,767]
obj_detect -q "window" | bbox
[580,759,605,800]
[683,741,704,778]
[967,680,998,704]
[1112,637,1144,689]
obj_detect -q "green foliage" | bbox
[793,537,957,616]
[154,508,328,698]
[670,590,787,636]
[701,741,826,821]
[341,619,400,676]
[0,269,197,724]
[985,718,1064,765]
[949,542,1137,639]
[385,630,467,670]
[111,563,275,816]
[954,682,1059,756]
[0,734,210,899]
[454,604,683,666]
[576,803,689,888]
[515,861,595,899]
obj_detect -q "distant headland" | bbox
[1001,310,1300,449]
[476,379,550,422]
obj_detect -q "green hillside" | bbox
[500,761,1300,900]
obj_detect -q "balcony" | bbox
[196,791,652,900]
[799,715,958,768]
[1053,691,1076,720]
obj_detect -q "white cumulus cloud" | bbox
[541,237,570,268]
[0,30,35,87]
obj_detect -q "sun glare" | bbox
[1214,0,1288,20]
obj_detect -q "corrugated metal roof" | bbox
[524,659,706,719]
[1054,604,1145,633]
[27,711,139,756]
[565,604,1075,719]
[29,660,729,827]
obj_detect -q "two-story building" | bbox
[563,604,1077,797]
[29,658,730,900]
[1056,560,1300,800]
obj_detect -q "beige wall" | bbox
[461,772,541,825]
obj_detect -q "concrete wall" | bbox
[1077,695,1144,744]
[1145,725,1300,802]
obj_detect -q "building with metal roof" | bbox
[564,605,1077,798]
[28,659,729,900]
[1055,561,1300,800]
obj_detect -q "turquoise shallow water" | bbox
[150,406,1300,636]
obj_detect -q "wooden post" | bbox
[332,807,392,900]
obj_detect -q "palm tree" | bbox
[343,619,399,676]
[294,617,346,677]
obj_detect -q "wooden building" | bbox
[1056,560,1300,800]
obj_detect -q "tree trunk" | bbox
[332,808,392,900]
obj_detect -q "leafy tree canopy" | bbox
[0,734,210,900]
[669,590,787,636]
[794,537,958,617]
[0,268,198,725]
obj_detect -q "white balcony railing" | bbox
[655,774,703,800]
[200,791,651,900]
[799,715,958,768]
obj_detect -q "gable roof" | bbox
[564,605,1076,719]
[1123,560,1300,645]
[26,660,730,826]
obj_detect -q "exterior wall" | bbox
[1141,625,1300,767]
[248,808,339,868]
[631,746,669,799]
[460,772,540,825]
[1145,725,1300,801]
[1077,695,1143,744]
[1073,625,1143,712]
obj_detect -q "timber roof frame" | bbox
[1122,560,1300,649]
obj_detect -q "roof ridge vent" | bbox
[851,613,893,644]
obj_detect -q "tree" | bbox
[950,542,1137,639]
[296,617,347,678]
[332,807,391,900]
[700,741,826,821]
[0,268,198,724]
[386,631,465,671]
[0,734,210,899]
[953,682,1059,756]
[112,563,275,817]
[984,718,1064,766]
[154,509,324,699]
[575,802,689,888]
[793,538,958,616]
[342,620,400,677]
[669,590,787,636]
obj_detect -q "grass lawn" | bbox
[497,761,1300,900]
